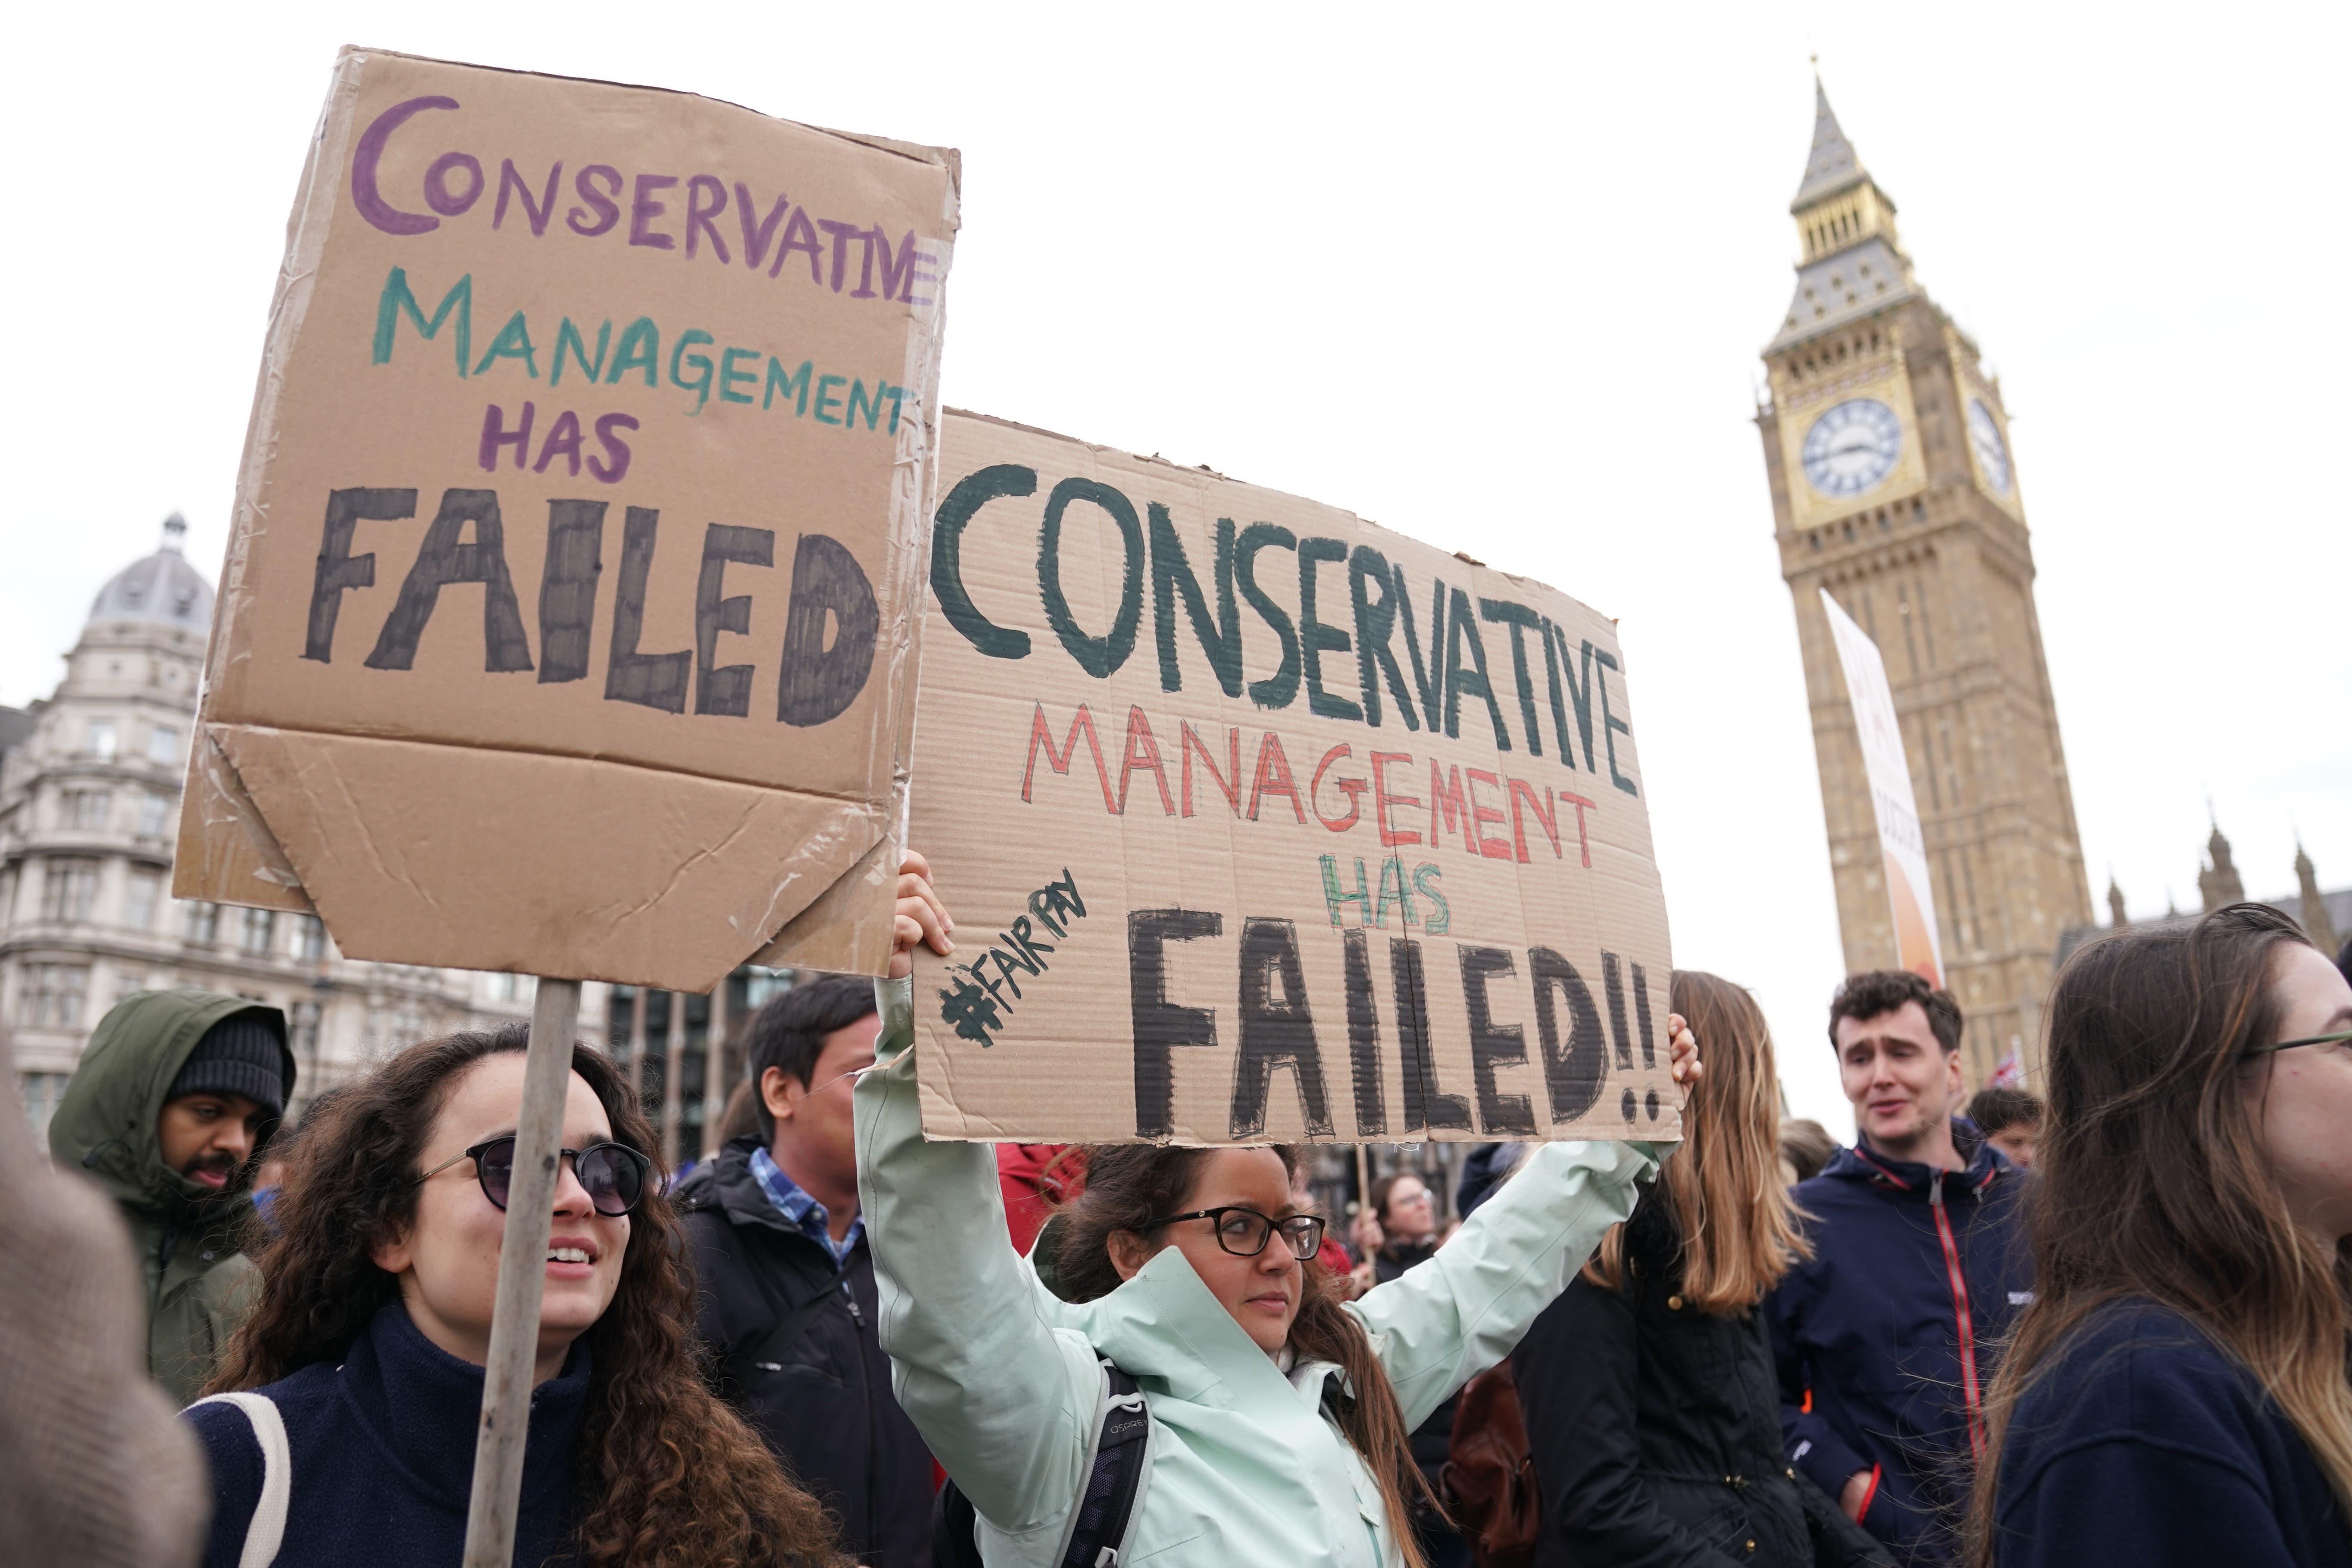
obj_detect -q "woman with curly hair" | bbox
[184,1022,841,1568]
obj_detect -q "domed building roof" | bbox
[88,513,213,634]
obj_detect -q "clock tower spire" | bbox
[1789,80,1910,275]
[1755,76,2092,1089]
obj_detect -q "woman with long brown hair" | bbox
[1513,970,1887,1567]
[184,1023,842,1568]
[856,861,1699,1568]
[1974,902,2352,1568]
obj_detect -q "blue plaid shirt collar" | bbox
[748,1146,862,1268]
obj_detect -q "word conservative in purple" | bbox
[350,96,945,305]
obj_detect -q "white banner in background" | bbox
[1820,589,1944,986]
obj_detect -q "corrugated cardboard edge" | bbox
[172,45,361,909]
[749,834,899,975]
[735,103,958,979]
[204,723,885,991]
[338,45,968,188]
[172,725,317,917]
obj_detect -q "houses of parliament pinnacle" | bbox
[1755,79,2343,1089]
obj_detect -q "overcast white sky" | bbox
[6,2,2345,1135]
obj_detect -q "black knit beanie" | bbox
[166,1014,287,1116]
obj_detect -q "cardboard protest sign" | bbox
[175,48,957,989]
[1820,589,1944,985]
[905,411,1678,1145]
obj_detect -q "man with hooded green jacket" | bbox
[48,989,294,1406]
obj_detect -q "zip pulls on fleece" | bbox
[1928,1171,1986,1464]
[1848,1144,1994,1464]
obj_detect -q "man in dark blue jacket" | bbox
[1765,970,2032,1567]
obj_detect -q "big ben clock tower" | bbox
[1758,80,2092,1087]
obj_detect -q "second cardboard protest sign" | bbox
[908,413,1678,1145]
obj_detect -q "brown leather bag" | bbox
[1439,1362,1541,1568]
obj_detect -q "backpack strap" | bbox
[937,1354,1154,1568]
[1050,1358,1154,1568]
[190,1393,289,1568]
[932,1475,986,1568]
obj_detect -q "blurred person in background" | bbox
[678,970,932,1568]
[1000,1143,1085,1257]
[1357,1171,1442,1282]
[50,989,293,1405]
[1766,971,2032,1566]
[1964,1088,2042,1171]
[1290,1157,1361,1300]
[187,1023,836,1568]
[1,1029,207,1567]
[1780,1119,1840,1186]
[251,1085,349,1232]
[1354,1169,1470,1568]
[1456,1142,1530,1219]
[715,1074,764,1147]
[1516,971,1887,1568]
[1973,904,2352,1568]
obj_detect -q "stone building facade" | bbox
[1755,84,2093,1087]
[0,519,617,1134]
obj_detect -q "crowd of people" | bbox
[8,853,2350,1568]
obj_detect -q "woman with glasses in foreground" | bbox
[185,1025,842,1568]
[862,857,1700,1568]
[1973,902,2352,1568]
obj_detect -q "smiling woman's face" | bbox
[372,1055,631,1380]
[1112,1148,1303,1354]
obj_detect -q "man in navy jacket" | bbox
[1765,971,2033,1567]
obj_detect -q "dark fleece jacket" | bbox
[1515,1189,1889,1568]
[676,1136,932,1568]
[1764,1124,2031,1566]
[1991,1299,2350,1568]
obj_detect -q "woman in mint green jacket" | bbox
[859,858,1696,1568]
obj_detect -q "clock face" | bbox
[1967,398,2013,495]
[1801,398,1903,497]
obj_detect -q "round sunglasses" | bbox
[415,1134,651,1217]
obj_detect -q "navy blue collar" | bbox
[1835,1120,2008,1197]
[339,1303,593,1512]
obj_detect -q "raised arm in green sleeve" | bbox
[1348,1139,1656,1428]
[853,977,1101,1544]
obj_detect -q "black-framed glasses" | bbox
[2242,1027,2352,1061]
[1145,1205,1326,1260]
[415,1136,651,1217]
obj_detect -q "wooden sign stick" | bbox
[461,977,582,1568]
